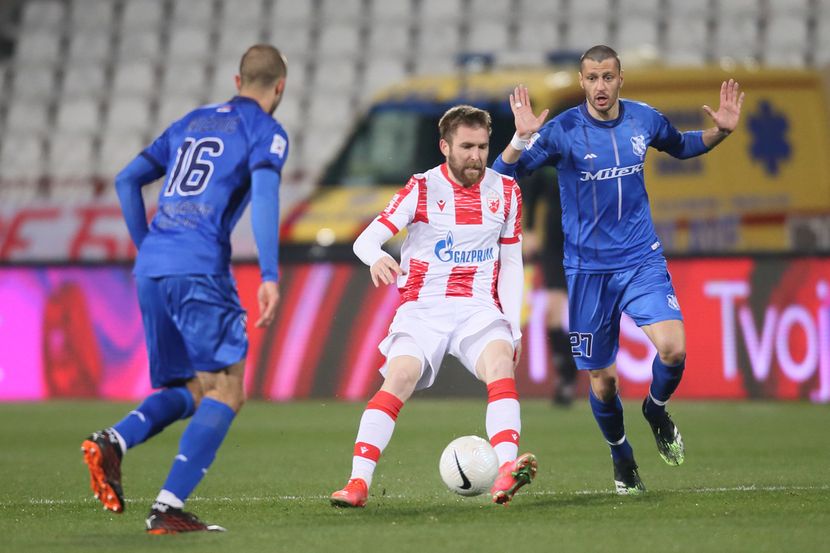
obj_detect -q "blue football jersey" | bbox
[135,96,288,277]
[494,99,708,273]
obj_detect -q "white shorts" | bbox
[378,299,514,391]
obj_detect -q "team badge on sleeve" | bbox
[270,134,287,157]
[526,132,540,150]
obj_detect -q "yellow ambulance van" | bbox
[282,64,830,254]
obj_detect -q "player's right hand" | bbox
[510,85,549,139]
[370,256,404,287]
[255,281,280,328]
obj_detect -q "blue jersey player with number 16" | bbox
[81,44,289,534]
[494,45,744,494]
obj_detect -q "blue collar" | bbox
[579,100,625,128]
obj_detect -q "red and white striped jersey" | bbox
[376,163,522,306]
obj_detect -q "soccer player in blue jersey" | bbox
[493,45,744,494]
[80,44,289,532]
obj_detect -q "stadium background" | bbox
[0,0,829,403]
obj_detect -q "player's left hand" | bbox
[702,79,745,134]
[256,280,280,328]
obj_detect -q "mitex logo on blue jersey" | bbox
[434,231,494,263]
[579,162,644,181]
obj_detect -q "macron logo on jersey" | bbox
[579,162,645,182]
[434,231,494,264]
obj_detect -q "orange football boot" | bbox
[81,429,125,513]
[330,478,369,508]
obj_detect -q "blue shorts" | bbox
[135,274,248,389]
[566,255,682,370]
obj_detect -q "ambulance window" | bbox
[321,102,520,186]
[322,110,439,186]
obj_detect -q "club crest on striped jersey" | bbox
[486,191,500,214]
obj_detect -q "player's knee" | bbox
[486,354,515,382]
[185,379,204,408]
[384,364,421,398]
[658,344,686,367]
[591,374,618,402]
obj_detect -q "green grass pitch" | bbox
[0,400,827,552]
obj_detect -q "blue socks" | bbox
[643,355,685,421]
[589,389,633,462]
[112,387,195,451]
[160,397,236,505]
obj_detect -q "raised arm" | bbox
[701,79,745,149]
[497,85,550,165]
[493,86,558,179]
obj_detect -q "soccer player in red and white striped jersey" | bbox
[330,105,537,508]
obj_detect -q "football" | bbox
[438,435,499,497]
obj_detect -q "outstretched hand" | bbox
[702,79,745,134]
[510,85,549,139]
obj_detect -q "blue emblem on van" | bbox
[748,100,790,176]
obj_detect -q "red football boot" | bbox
[490,453,538,505]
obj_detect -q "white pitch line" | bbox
[15,484,830,507]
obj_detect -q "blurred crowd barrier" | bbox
[1,257,827,402]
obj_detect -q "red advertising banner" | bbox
[0,257,827,402]
[0,199,259,262]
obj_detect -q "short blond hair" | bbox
[239,44,287,89]
[438,105,492,142]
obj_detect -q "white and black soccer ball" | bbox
[439,435,499,497]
